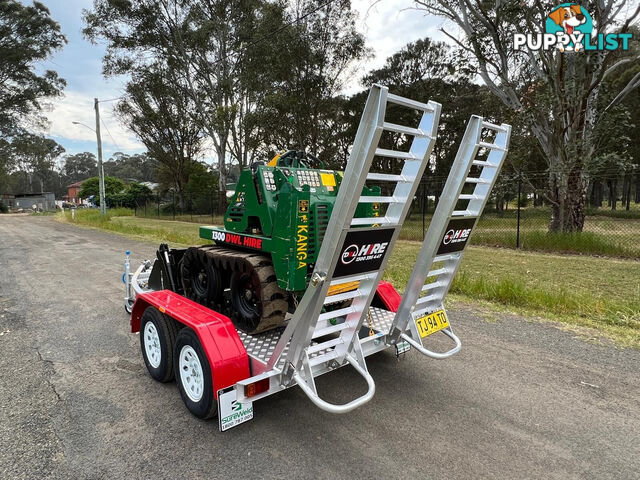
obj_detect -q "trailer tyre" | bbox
[174,328,217,420]
[140,307,178,383]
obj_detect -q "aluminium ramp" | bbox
[265,84,442,412]
[388,115,511,357]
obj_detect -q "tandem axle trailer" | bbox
[124,85,511,431]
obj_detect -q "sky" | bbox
[38,0,446,160]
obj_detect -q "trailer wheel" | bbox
[174,328,217,419]
[140,307,178,383]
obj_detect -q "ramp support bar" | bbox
[400,329,461,360]
[292,353,376,414]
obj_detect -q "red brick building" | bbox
[66,181,85,204]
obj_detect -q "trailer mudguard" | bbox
[131,290,250,398]
[375,281,401,312]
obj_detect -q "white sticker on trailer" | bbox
[218,387,253,431]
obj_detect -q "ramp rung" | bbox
[313,322,350,339]
[434,254,458,263]
[421,281,446,292]
[383,121,428,137]
[324,289,361,305]
[359,195,405,204]
[472,160,498,168]
[308,349,339,367]
[416,294,439,307]
[426,267,449,278]
[482,121,507,133]
[350,217,396,226]
[452,210,475,216]
[458,194,483,201]
[412,306,443,320]
[307,337,343,354]
[330,272,376,286]
[465,177,491,184]
[387,93,435,112]
[366,172,414,183]
[375,148,417,160]
[318,306,355,322]
[478,141,506,151]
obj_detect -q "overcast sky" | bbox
[39,0,446,159]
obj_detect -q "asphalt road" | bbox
[0,216,639,479]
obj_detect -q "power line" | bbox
[100,117,122,153]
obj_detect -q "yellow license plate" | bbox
[415,309,449,338]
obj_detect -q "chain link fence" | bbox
[134,174,640,258]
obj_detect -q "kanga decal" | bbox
[333,227,395,278]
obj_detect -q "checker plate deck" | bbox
[237,307,395,368]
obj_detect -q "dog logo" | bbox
[514,3,631,52]
[545,3,592,51]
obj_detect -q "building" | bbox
[66,181,85,205]
[0,194,15,210]
[13,192,56,211]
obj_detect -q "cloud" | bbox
[344,0,449,93]
[44,90,144,152]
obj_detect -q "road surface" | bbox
[0,216,638,479]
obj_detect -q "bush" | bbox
[0,201,7,213]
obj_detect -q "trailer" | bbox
[123,85,511,430]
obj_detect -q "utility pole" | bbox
[94,98,106,215]
[516,168,522,249]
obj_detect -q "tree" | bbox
[10,132,65,193]
[115,68,204,207]
[79,176,125,199]
[103,152,157,183]
[83,0,366,210]
[414,0,640,232]
[107,182,153,208]
[0,0,66,135]
[256,0,367,161]
[62,152,97,184]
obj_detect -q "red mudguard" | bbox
[131,290,250,398]
[375,281,401,312]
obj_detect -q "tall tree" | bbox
[84,0,285,209]
[257,0,367,160]
[10,133,65,193]
[103,152,157,183]
[414,0,640,232]
[83,0,366,208]
[0,0,66,135]
[62,152,97,184]
[115,68,204,207]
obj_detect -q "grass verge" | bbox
[59,209,640,348]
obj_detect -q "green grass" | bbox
[399,207,640,258]
[59,209,640,347]
[385,242,640,348]
[58,208,208,246]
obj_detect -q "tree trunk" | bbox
[549,168,586,232]
[625,174,632,211]
[607,180,617,210]
[635,174,640,204]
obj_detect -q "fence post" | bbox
[173,192,176,220]
[516,169,522,249]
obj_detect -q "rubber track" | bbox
[194,245,289,334]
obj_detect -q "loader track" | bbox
[180,245,289,334]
